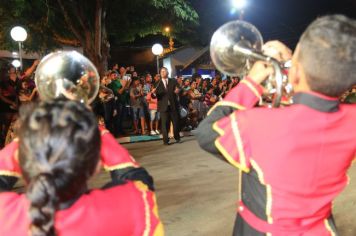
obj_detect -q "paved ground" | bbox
[91,136,356,236]
[13,136,356,235]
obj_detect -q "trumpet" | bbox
[210,20,293,107]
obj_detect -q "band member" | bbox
[196,15,356,235]
[154,67,181,145]
[0,60,153,193]
[0,118,154,191]
[0,100,163,235]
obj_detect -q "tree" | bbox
[0,0,198,75]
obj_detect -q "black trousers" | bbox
[102,100,115,134]
[160,106,180,144]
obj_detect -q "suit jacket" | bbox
[155,78,179,112]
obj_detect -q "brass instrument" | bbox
[35,51,100,104]
[210,20,293,107]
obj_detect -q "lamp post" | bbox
[232,0,247,20]
[152,43,164,74]
[10,26,27,71]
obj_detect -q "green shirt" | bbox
[107,79,122,96]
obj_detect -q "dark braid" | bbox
[18,99,101,236]
[27,174,58,236]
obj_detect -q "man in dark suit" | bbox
[153,67,181,145]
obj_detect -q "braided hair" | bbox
[18,99,101,236]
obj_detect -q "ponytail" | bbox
[27,173,58,236]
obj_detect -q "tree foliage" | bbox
[0,0,198,74]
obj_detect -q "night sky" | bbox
[125,0,356,50]
[192,0,356,49]
[113,0,356,67]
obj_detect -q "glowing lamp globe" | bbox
[10,26,28,42]
[11,59,21,68]
[152,44,164,56]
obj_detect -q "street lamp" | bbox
[152,43,163,74]
[164,26,174,51]
[10,26,27,70]
[232,0,247,20]
[11,59,21,69]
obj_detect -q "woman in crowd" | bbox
[130,78,146,135]
[0,99,163,236]
[188,81,202,129]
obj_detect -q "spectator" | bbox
[98,76,115,134]
[147,86,160,135]
[130,78,146,135]
[204,86,218,109]
[18,80,37,104]
[155,67,181,145]
[188,81,203,128]
[0,67,20,147]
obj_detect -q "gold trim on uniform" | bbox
[207,101,246,116]
[250,159,274,229]
[230,113,249,170]
[134,181,151,236]
[152,195,164,236]
[240,79,262,98]
[0,170,21,178]
[212,119,250,173]
[103,162,137,171]
[324,219,336,236]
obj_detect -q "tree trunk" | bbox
[95,0,110,76]
[57,0,109,76]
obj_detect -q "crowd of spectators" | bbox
[1,60,354,148]
[94,64,241,138]
[0,60,241,147]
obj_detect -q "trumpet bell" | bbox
[210,20,293,107]
[210,20,263,77]
[35,51,100,104]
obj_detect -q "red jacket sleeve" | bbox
[0,128,141,177]
[99,127,140,171]
[0,140,21,177]
[208,77,263,115]
[212,77,264,172]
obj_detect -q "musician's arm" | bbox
[100,128,154,191]
[196,77,263,170]
[0,141,21,191]
[196,106,235,157]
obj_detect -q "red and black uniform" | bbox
[196,77,356,235]
[0,127,154,191]
[0,128,163,236]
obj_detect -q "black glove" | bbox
[109,167,155,191]
[0,176,18,192]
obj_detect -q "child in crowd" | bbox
[146,86,160,135]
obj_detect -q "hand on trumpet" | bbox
[262,40,292,62]
[247,61,274,85]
